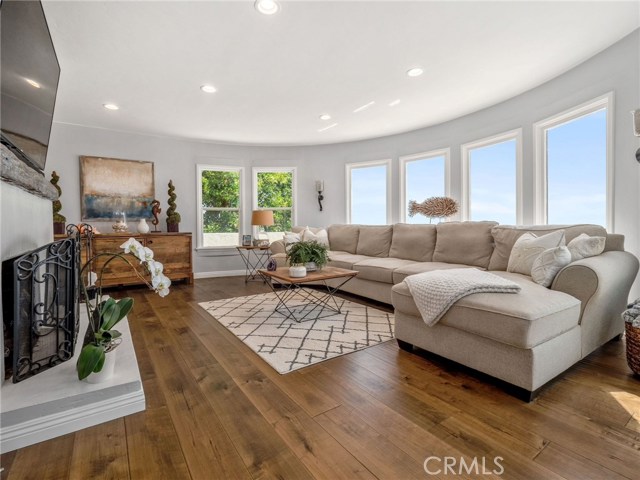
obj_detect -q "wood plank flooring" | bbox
[2,277,640,479]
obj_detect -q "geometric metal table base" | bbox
[259,267,358,323]
[236,246,271,282]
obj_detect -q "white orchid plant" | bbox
[76,237,171,380]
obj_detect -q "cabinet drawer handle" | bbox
[147,240,153,245]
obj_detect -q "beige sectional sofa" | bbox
[270,222,639,399]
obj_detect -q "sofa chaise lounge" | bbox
[270,222,638,399]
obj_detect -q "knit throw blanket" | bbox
[404,268,521,326]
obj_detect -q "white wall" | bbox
[46,29,640,281]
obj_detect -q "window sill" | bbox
[195,246,240,257]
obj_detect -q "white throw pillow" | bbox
[507,230,566,276]
[283,232,301,249]
[567,233,606,262]
[302,227,329,247]
[531,246,572,287]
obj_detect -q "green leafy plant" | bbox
[286,240,329,268]
[166,179,181,224]
[50,171,66,223]
[76,238,171,380]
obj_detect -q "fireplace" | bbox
[2,236,79,383]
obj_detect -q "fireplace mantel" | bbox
[0,144,57,200]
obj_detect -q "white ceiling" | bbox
[42,1,640,146]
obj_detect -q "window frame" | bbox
[196,164,244,250]
[533,92,613,230]
[461,128,523,224]
[399,148,451,223]
[252,166,297,235]
[345,158,392,224]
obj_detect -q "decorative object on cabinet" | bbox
[137,218,150,234]
[80,156,155,221]
[166,179,181,232]
[50,171,66,234]
[78,232,193,286]
[150,199,161,232]
[111,211,128,232]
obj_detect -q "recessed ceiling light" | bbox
[407,67,424,77]
[388,99,401,107]
[353,101,375,113]
[200,84,217,93]
[25,78,41,88]
[319,114,331,121]
[255,0,279,15]
[103,103,119,110]
[318,123,338,133]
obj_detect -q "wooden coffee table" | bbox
[258,266,358,322]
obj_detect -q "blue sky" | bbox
[547,109,606,226]
[469,139,517,225]
[350,108,606,227]
[351,165,387,224]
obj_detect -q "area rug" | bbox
[198,292,394,373]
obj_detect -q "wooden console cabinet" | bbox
[57,232,193,287]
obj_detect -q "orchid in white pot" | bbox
[76,238,171,380]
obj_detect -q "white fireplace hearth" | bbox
[0,311,145,453]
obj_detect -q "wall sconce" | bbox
[315,180,324,211]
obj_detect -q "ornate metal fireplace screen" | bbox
[2,237,78,383]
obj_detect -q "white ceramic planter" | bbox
[84,350,117,384]
[289,265,307,278]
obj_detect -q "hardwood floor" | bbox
[2,277,640,479]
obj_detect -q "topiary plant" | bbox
[51,171,66,233]
[166,180,181,231]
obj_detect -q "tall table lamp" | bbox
[251,209,274,245]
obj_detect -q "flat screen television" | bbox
[0,0,60,173]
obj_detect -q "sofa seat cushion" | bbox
[327,252,371,270]
[392,271,580,349]
[352,257,417,284]
[392,262,477,284]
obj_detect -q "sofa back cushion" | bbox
[489,224,608,271]
[356,225,393,257]
[432,221,498,268]
[328,224,360,253]
[388,223,437,262]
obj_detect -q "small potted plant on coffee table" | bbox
[286,240,329,277]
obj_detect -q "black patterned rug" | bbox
[198,292,395,373]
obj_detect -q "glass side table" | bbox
[236,245,271,282]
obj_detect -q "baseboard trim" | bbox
[194,270,246,279]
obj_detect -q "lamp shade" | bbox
[251,209,275,226]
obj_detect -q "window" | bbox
[534,93,611,228]
[462,130,522,225]
[253,167,296,242]
[197,165,243,248]
[399,149,449,223]
[346,159,391,224]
